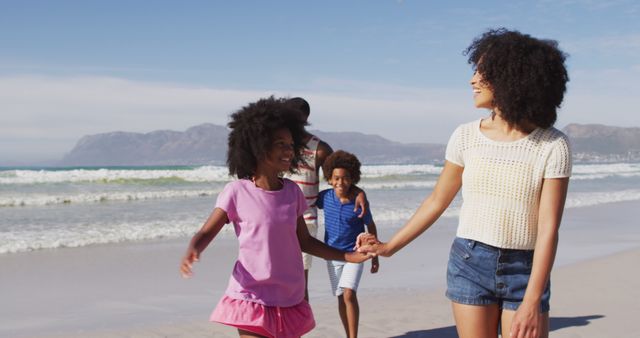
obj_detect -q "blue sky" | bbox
[1,0,639,164]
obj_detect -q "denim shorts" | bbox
[446,237,550,312]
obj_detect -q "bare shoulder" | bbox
[316,140,334,165]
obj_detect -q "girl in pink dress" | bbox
[180,96,371,338]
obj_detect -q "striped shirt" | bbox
[317,189,373,252]
[285,135,320,223]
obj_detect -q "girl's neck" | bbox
[252,167,282,191]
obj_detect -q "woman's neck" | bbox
[482,111,537,141]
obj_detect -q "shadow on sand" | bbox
[389,315,604,338]
[550,315,604,331]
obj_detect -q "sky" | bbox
[1,0,639,165]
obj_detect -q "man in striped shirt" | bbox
[286,97,368,302]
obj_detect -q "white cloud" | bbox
[558,66,640,128]
[0,75,471,164]
[562,33,640,56]
[1,69,636,164]
[0,76,266,163]
[537,0,634,10]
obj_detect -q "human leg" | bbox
[446,238,503,338]
[342,288,360,338]
[327,260,347,333]
[452,302,500,338]
[336,262,363,338]
[238,329,269,338]
[337,294,349,336]
[498,246,551,338]
[500,309,549,338]
[304,269,309,302]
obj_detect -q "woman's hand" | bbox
[510,301,541,338]
[355,232,379,250]
[355,232,393,257]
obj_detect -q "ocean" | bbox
[1,163,640,255]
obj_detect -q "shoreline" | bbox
[2,200,639,337]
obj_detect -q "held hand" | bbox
[358,241,389,257]
[371,257,379,273]
[354,233,380,250]
[180,247,200,278]
[355,232,390,257]
[510,301,541,338]
[345,251,374,264]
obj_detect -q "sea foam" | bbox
[0,166,231,185]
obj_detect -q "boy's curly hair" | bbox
[465,28,569,129]
[227,96,308,179]
[322,150,362,184]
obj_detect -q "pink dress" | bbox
[210,178,315,338]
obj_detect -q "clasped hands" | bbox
[354,233,386,256]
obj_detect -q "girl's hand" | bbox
[370,257,379,273]
[180,247,200,278]
[510,301,540,338]
[344,251,372,263]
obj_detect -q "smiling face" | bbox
[264,128,295,173]
[329,168,353,197]
[470,71,495,110]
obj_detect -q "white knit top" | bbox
[445,119,572,250]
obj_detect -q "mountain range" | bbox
[59,123,640,166]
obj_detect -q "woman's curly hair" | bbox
[465,28,569,129]
[322,150,362,185]
[226,96,308,179]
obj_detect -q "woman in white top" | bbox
[358,28,571,338]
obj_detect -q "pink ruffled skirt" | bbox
[210,296,315,338]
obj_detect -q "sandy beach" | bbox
[2,200,639,338]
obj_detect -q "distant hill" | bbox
[562,123,640,163]
[312,130,444,165]
[60,124,445,166]
[61,124,228,166]
[59,122,640,166]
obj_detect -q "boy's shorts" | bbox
[326,260,364,296]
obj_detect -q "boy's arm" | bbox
[367,219,379,273]
[315,140,333,171]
